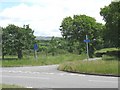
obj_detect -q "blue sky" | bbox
[0,1,20,10]
[0,0,112,37]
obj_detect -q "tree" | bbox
[100,1,120,48]
[0,27,2,58]
[60,15,104,56]
[2,24,35,59]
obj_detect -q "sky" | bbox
[0,0,112,37]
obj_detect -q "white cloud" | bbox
[0,0,111,37]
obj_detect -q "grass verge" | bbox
[58,60,119,76]
[1,53,86,67]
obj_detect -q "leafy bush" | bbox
[106,51,119,58]
[95,48,119,57]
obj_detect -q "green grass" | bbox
[58,59,119,76]
[1,53,86,67]
[0,84,23,88]
[102,55,118,61]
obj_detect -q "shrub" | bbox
[106,51,119,58]
[95,48,119,57]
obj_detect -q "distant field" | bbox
[1,53,86,67]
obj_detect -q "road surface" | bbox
[1,65,118,88]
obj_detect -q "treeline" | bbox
[1,1,119,59]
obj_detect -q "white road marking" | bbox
[2,70,86,77]
[78,74,86,76]
[3,75,50,80]
[32,72,40,74]
[45,73,55,75]
[18,71,22,73]
[70,73,79,76]
[27,87,33,88]
[2,70,117,79]
[8,71,12,73]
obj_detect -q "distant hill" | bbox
[35,36,62,41]
[35,36,52,41]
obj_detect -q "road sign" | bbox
[84,39,90,43]
[34,43,38,50]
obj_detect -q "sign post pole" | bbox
[84,35,90,61]
[34,50,37,59]
[34,43,38,60]
[86,35,89,60]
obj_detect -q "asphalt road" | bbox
[1,65,118,88]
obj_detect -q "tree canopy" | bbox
[60,15,104,56]
[2,24,35,59]
[100,1,120,48]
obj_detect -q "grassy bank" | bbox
[58,59,119,76]
[1,53,86,67]
[55,48,119,76]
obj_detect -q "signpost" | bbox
[84,35,90,60]
[34,43,38,59]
